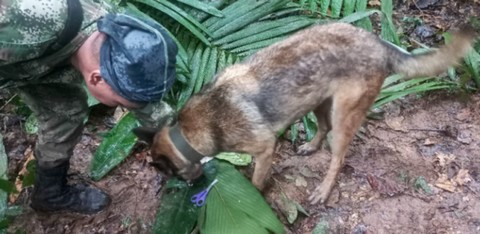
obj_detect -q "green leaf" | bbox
[313,219,329,234]
[215,152,252,166]
[21,160,36,187]
[221,18,315,50]
[342,0,357,16]
[194,47,212,93]
[289,123,299,143]
[135,0,212,45]
[302,112,318,142]
[380,0,400,44]
[154,162,217,234]
[339,10,380,24]
[205,0,269,31]
[354,0,372,31]
[234,36,288,55]
[330,0,343,18]
[0,179,16,194]
[210,0,290,39]
[177,42,204,109]
[152,178,204,234]
[174,0,224,17]
[319,0,331,15]
[414,176,432,194]
[463,48,480,87]
[202,161,284,234]
[24,114,38,135]
[214,16,311,46]
[90,113,140,180]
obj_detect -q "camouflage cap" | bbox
[97,13,177,104]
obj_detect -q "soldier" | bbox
[0,0,178,214]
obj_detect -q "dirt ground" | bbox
[2,0,480,233]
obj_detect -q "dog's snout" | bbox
[178,163,203,181]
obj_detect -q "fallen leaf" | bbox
[295,175,307,187]
[113,106,129,122]
[279,192,298,224]
[435,174,456,192]
[454,169,471,186]
[10,147,35,203]
[424,138,436,146]
[294,202,309,217]
[414,176,433,194]
[434,153,456,169]
[385,116,406,132]
[214,152,252,166]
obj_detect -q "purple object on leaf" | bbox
[191,179,218,206]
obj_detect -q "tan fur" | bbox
[138,23,477,204]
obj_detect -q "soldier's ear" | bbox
[87,70,102,86]
[133,127,158,145]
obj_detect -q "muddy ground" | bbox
[2,0,480,233]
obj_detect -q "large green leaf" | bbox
[89,113,140,180]
[380,0,400,44]
[152,160,213,234]
[153,177,209,234]
[174,0,224,17]
[202,161,284,234]
[134,0,212,45]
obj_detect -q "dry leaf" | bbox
[10,147,35,203]
[434,153,456,169]
[424,138,436,146]
[385,116,406,132]
[295,175,308,187]
[368,0,381,6]
[454,169,471,186]
[435,174,456,192]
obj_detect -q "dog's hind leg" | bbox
[309,84,379,204]
[297,98,332,155]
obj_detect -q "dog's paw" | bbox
[308,182,333,204]
[296,143,318,156]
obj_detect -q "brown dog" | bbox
[134,23,476,204]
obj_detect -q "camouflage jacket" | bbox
[0,0,173,127]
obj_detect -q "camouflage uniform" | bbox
[0,0,173,167]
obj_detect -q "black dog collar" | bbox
[168,124,204,163]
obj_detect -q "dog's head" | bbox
[133,126,204,181]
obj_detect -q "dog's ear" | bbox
[132,127,158,145]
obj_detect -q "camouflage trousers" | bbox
[16,66,88,168]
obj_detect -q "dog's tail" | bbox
[389,25,477,79]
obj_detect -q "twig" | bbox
[0,94,17,111]
[408,128,447,133]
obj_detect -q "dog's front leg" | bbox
[250,141,276,190]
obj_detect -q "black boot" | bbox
[30,161,111,214]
